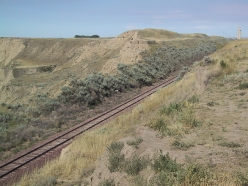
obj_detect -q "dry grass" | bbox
[147,101,200,138]
[138,28,181,40]
[17,111,138,184]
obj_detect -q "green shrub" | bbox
[160,102,183,115]
[0,112,12,123]
[150,170,183,186]
[132,176,149,186]
[19,127,43,143]
[59,86,73,103]
[151,151,214,185]
[148,101,200,137]
[40,100,60,114]
[153,151,180,173]
[135,151,246,185]
[0,147,5,152]
[36,65,56,72]
[126,137,143,149]
[149,118,168,134]
[176,69,187,81]
[124,155,149,176]
[107,142,125,172]
[54,37,228,108]
[11,103,22,111]
[108,152,125,172]
[239,82,248,90]
[59,73,130,106]
[0,123,8,133]
[220,60,227,68]
[26,107,41,117]
[107,141,124,154]
[182,164,213,185]
[236,172,248,185]
[35,93,49,101]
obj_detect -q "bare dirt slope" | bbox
[0,30,149,103]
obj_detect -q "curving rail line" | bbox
[0,76,176,185]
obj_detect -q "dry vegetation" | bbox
[0,29,228,160]
[15,39,248,186]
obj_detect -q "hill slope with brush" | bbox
[0,29,228,160]
[16,38,248,186]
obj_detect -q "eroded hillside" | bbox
[0,29,228,160]
[0,30,149,104]
[0,29,227,104]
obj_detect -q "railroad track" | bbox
[0,76,176,185]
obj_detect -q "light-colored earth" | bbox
[0,28,210,104]
[0,30,150,104]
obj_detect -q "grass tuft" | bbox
[219,141,243,148]
[187,95,199,104]
[30,176,57,186]
[126,137,143,149]
[123,155,149,176]
[147,101,201,137]
[207,101,219,107]
[172,140,195,150]
[152,151,180,173]
[220,60,227,68]
[107,141,125,172]
[160,102,183,115]
[182,163,213,185]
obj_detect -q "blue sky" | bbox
[1,0,247,38]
